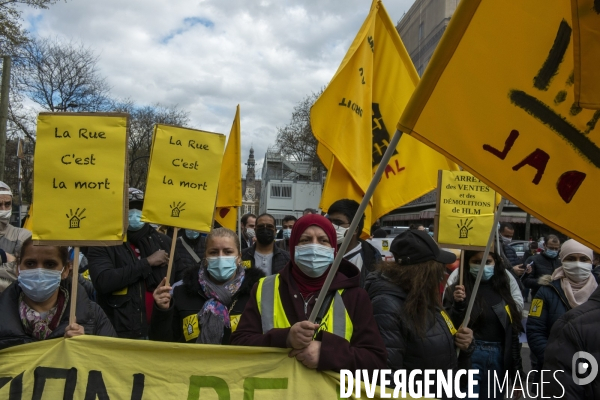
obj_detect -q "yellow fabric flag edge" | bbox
[397,0,483,133]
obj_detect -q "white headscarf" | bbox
[0,181,12,197]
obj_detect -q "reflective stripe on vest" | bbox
[256,275,353,342]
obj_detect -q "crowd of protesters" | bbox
[0,181,599,399]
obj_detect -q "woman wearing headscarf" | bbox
[526,239,598,369]
[365,230,474,396]
[150,228,264,344]
[231,214,387,372]
[445,250,524,399]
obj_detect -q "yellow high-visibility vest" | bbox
[256,275,353,342]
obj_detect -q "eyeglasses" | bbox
[128,191,144,201]
[327,218,350,229]
[256,224,275,230]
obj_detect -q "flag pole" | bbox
[456,197,506,355]
[308,129,404,323]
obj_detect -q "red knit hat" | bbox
[289,214,337,265]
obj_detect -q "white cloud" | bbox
[20,0,415,174]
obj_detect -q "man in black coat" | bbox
[326,199,382,288]
[172,230,206,283]
[523,235,562,298]
[241,214,289,275]
[88,188,175,339]
[543,286,600,399]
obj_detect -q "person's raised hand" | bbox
[453,285,466,302]
[147,249,169,267]
[289,341,321,369]
[153,277,172,310]
[286,321,319,349]
[513,264,524,276]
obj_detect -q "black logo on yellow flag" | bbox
[67,208,86,229]
[484,19,600,204]
[372,103,398,167]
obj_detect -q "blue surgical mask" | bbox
[294,244,334,278]
[186,230,200,240]
[18,268,64,302]
[206,256,238,282]
[470,264,495,281]
[128,209,144,231]
[283,229,292,240]
[544,249,558,258]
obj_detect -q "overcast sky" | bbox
[21,0,415,176]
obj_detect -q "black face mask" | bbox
[256,228,275,245]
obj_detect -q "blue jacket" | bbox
[526,275,570,367]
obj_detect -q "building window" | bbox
[270,183,292,198]
[418,22,424,40]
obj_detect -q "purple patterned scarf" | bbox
[196,265,245,344]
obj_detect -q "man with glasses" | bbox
[523,235,562,298]
[241,213,289,276]
[0,181,31,293]
[327,199,381,288]
[88,188,176,339]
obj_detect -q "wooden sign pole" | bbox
[69,246,80,325]
[165,227,179,283]
[459,250,465,286]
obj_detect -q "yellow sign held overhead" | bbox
[142,124,225,232]
[32,113,128,245]
[398,0,600,251]
[437,170,496,249]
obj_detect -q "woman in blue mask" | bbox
[231,214,387,372]
[445,250,523,399]
[150,228,264,344]
[0,238,116,350]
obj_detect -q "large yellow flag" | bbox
[398,0,600,250]
[571,0,600,109]
[215,105,242,230]
[312,0,456,234]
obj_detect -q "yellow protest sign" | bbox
[312,0,457,236]
[437,171,496,249]
[32,113,128,245]
[142,124,225,232]
[571,0,600,109]
[0,336,415,399]
[398,0,600,251]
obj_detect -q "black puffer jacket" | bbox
[365,271,472,377]
[150,265,264,344]
[0,281,116,351]
[502,242,521,267]
[172,235,206,283]
[523,253,561,297]
[526,275,570,367]
[356,240,382,289]
[88,225,176,338]
[241,244,290,275]
[543,286,600,399]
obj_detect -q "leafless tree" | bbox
[0,0,59,54]
[114,101,189,190]
[16,37,112,112]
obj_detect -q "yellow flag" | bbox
[571,0,600,109]
[215,105,243,230]
[312,0,457,235]
[23,204,33,232]
[398,0,600,250]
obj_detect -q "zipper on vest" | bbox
[300,294,314,317]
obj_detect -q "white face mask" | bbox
[0,209,11,223]
[561,261,592,282]
[335,225,348,244]
[245,228,255,238]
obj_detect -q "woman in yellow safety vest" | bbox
[231,214,387,372]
